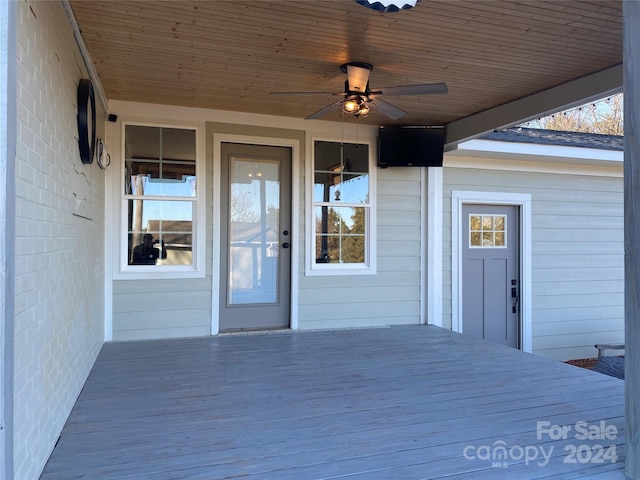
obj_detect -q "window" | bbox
[122,124,200,273]
[308,140,375,274]
[469,214,507,248]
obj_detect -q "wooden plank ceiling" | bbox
[69,0,622,128]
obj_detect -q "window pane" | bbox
[125,125,196,197]
[316,235,340,263]
[483,231,493,246]
[470,232,481,246]
[494,216,505,231]
[482,216,493,229]
[314,206,366,264]
[314,141,368,173]
[126,125,160,159]
[470,216,481,231]
[128,199,193,265]
[128,172,196,197]
[336,173,369,203]
[316,207,363,235]
[313,171,341,203]
[341,235,365,263]
[315,206,340,234]
[495,232,505,246]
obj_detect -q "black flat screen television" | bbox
[378,126,445,168]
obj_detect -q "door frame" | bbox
[451,190,532,352]
[212,133,300,335]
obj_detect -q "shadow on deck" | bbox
[40,325,625,479]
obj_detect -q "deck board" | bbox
[39,325,626,479]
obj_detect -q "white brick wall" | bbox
[14,2,104,479]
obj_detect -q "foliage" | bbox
[522,94,623,135]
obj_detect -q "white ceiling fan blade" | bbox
[371,98,407,120]
[372,83,448,96]
[346,65,372,93]
[305,99,343,120]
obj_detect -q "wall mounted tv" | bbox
[377,126,445,168]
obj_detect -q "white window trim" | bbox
[305,137,377,276]
[113,120,206,280]
[451,190,532,353]
[424,167,443,327]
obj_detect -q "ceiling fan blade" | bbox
[371,98,407,120]
[270,91,342,96]
[346,64,372,93]
[371,83,448,96]
[305,99,344,120]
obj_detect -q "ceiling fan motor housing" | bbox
[341,62,373,93]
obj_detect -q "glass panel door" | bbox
[219,142,291,331]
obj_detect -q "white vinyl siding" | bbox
[443,162,623,361]
[298,166,422,329]
[112,279,212,340]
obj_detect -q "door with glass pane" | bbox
[462,205,520,348]
[219,143,291,331]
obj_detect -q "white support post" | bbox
[425,167,443,326]
[625,1,640,478]
[0,1,16,479]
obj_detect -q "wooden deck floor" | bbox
[40,325,626,479]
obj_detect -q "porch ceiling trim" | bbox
[445,64,623,148]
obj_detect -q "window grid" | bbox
[312,141,370,267]
[123,124,198,268]
[469,214,507,248]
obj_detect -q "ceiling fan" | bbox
[270,62,447,120]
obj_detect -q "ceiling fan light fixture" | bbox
[355,0,421,12]
[343,95,363,113]
[355,103,370,117]
[342,95,371,118]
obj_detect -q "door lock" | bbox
[511,279,519,314]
